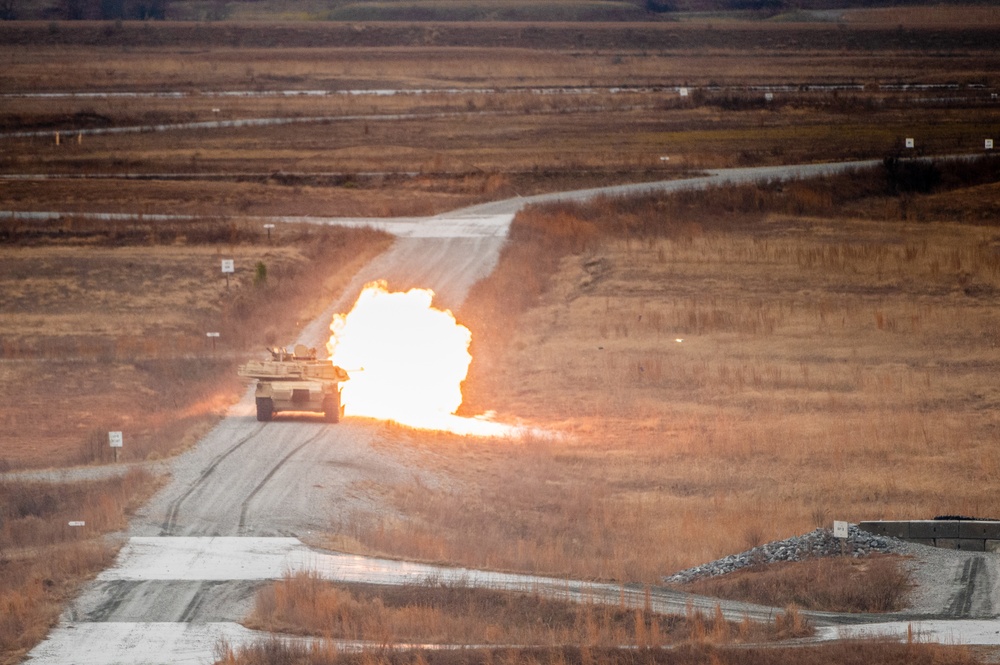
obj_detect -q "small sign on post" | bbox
[221,259,234,289]
[263,223,275,240]
[206,331,220,351]
[764,92,774,102]
[986,139,994,150]
[678,87,689,98]
[905,138,915,149]
[833,520,849,554]
[109,431,123,463]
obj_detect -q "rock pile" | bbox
[663,524,908,585]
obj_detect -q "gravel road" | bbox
[23,160,1000,664]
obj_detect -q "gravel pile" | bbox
[663,524,909,585]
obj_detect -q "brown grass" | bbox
[844,5,1000,27]
[217,639,983,665]
[246,573,807,647]
[0,221,391,468]
[323,159,1000,583]
[2,29,1000,215]
[0,470,156,665]
[681,556,912,613]
[2,26,997,662]
[4,102,997,192]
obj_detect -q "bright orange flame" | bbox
[327,281,514,436]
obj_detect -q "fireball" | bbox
[327,281,514,436]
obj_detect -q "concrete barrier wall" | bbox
[859,520,1000,552]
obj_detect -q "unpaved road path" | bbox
[23,160,1000,664]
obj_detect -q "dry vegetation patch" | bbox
[2,26,999,662]
[328,157,1000,583]
[246,573,807,647]
[218,639,982,665]
[0,220,391,468]
[680,556,911,613]
[844,5,1000,27]
[0,470,156,665]
[3,32,1000,218]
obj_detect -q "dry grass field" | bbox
[2,21,1000,218]
[0,220,390,469]
[317,158,1000,584]
[0,220,388,664]
[0,470,157,664]
[245,574,808,646]
[219,641,981,665]
[844,5,1000,27]
[682,556,911,612]
[2,17,1000,665]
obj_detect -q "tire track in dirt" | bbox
[159,423,264,536]
[237,428,329,535]
[76,580,143,622]
[177,581,226,623]
[947,556,992,618]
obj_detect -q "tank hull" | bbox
[253,380,342,422]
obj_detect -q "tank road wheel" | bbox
[323,393,341,424]
[255,397,274,422]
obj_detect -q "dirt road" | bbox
[23,161,998,664]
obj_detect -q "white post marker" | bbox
[764,92,774,102]
[109,431,123,463]
[905,138,915,149]
[986,139,994,150]
[263,223,275,240]
[221,259,234,289]
[679,87,689,98]
[206,331,220,351]
[833,520,849,555]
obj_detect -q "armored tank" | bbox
[238,345,349,423]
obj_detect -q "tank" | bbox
[238,345,350,423]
